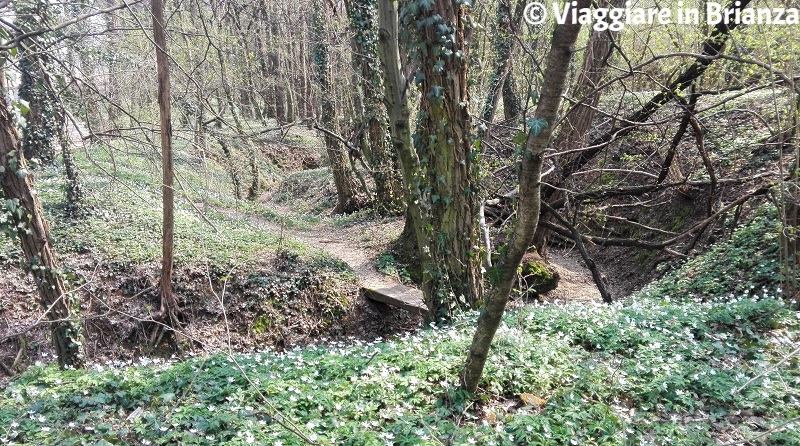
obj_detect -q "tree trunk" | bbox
[532,0,622,255]
[14,0,58,165]
[407,0,483,318]
[480,0,522,125]
[58,112,83,216]
[0,71,84,369]
[461,2,589,393]
[377,0,435,309]
[312,0,362,214]
[152,0,180,330]
[270,20,288,123]
[345,0,403,214]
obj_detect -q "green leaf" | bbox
[526,117,549,138]
[12,101,29,116]
[513,131,528,147]
[15,168,29,179]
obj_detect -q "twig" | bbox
[719,416,800,445]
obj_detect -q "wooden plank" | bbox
[363,284,427,315]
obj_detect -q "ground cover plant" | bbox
[1,208,798,445]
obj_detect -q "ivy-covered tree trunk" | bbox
[404,0,483,318]
[461,1,589,392]
[15,1,59,166]
[377,0,435,301]
[346,0,404,214]
[0,71,84,369]
[58,111,83,216]
[312,0,363,214]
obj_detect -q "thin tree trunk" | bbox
[480,0,522,125]
[377,0,435,306]
[312,0,362,214]
[152,0,180,330]
[59,114,83,216]
[461,2,589,392]
[271,20,287,123]
[0,71,84,369]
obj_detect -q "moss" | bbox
[520,260,560,296]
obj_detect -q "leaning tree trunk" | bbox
[0,71,84,369]
[152,0,180,331]
[312,0,362,214]
[461,1,589,392]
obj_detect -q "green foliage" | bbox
[526,117,548,138]
[2,286,798,445]
[375,250,412,283]
[0,206,787,443]
[641,205,785,300]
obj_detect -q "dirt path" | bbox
[242,212,409,291]
[236,209,603,305]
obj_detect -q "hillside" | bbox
[1,212,797,444]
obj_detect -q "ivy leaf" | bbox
[15,168,29,179]
[512,131,528,147]
[529,90,540,105]
[12,101,29,116]
[526,117,549,138]
[417,0,434,12]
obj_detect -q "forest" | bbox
[0,0,798,444]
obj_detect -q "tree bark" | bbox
[345,0,404,214]
[0,71,84,369]
[377,0,435,309]
[14,2,59,166]
[480,0,523,125]
[407,0,483,318]
[152,0,180,329]
[312,0,362,214]
[461,2,589,392]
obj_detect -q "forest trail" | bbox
[233,210,427,312]
[231,208,605,306]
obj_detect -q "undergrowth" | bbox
[1,295,797,445]
[2,147,798,444]
[1,205,798,445]
[29,146,338,269]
